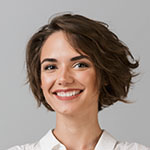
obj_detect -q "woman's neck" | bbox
[53,110,102,150]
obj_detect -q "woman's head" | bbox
[40,31,99,115]
[26,13,139,111]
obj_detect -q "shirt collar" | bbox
[95,130,117,150]
[39,129,117,150]
[39,129,66,150]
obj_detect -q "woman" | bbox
[9,13,150,150]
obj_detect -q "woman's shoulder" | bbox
[8,142,150,150]
[7,142,40,150]
[7,129,150,150]
[115,141,150,150]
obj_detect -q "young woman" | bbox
[9,13,150,150]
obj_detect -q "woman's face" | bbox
[40,31,100,116]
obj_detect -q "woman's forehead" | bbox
[40,31,91,61]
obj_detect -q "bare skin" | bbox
[53,104,102,150]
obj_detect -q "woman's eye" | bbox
[74,63,89,69]
[44,65,57,71]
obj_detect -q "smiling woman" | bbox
[8,13,150,150]
[40,31,99,116]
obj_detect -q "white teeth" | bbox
[56,90,81,97]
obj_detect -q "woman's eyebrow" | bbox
[70,55,90,61]
[41,58,57,64]
[41,55,90,65]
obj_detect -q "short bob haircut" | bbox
[26,13,139,111]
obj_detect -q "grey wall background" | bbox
[0,0,149,149]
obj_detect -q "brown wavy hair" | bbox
[26,13,139,111]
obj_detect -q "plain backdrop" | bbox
[0,0,150,149]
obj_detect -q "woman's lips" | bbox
[53,89,83,101]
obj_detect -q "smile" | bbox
[57,90,81,97]
[53,89,83,100]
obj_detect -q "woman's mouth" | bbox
[53,89,83,101]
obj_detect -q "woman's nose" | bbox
[56,67,74,86]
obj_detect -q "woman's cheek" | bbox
[78,70,96,83]
[41,73,55,88]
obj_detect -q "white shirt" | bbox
[8,129,150,150]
